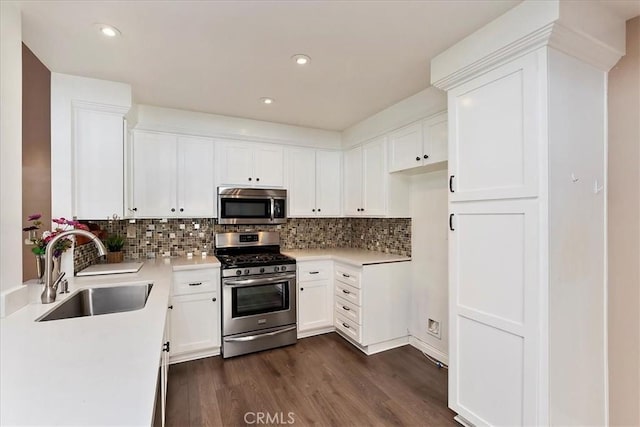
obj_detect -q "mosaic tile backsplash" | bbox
[73,217,411,274]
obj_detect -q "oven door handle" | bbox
[223,326,297,342]
[224,273,296,287]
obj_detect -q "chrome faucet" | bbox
[42,229,107,304]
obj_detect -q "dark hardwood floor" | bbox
[166,333,457,426]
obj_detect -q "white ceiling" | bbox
[17,1,638,131]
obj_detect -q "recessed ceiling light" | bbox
[292,54,311,66]
[259,97,274,105]
[98,24,121,37]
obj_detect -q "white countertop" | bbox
[0,256,219,426]
[282,248,411,267]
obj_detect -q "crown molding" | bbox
[431,1,625,91]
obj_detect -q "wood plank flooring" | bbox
[166,333,457,426]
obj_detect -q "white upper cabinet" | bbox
[131,131,215,218]
[343,145,363,216]
[315,150,342,216]
[362,137,386,216]
[217,141,284,187]
[73,106,126,220]
[344,137,410,217]
[388,122,423,172]
[388,111,448,173]
[287,148,342,217]
[176,136,216,218]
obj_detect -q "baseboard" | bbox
[0,285,29,318]
[169,347,220,364]
[409,335,449,365]
[335,331,409,355]
[454,415,475,427]
[297,326,335,339]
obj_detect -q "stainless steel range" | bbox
[215,232,297,358]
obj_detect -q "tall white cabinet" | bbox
[431,2,625,426]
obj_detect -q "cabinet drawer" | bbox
[334,264,361,288]
[334,296,361,325]
[298,262,332,282]
[173,269,219,296]
[335,281,361,306]
[335,312,361,343]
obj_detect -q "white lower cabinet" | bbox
[169,268,221,363]
[297,261,334,337]
[333,261,410,355]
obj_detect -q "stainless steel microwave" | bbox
[217,187,287,225]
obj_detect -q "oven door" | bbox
[222,273,296,336]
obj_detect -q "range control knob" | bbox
[244,269,250,275]
[260,267,265,273]
[274,266,280,272]
[235,269,242,276]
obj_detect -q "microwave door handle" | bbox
[270,198,275,222]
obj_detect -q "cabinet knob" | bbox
[248,177,252,181]
[317,208,321,212]
[212,297,217,302]
[168,305,173,310]
[256,177,260,182]
[424,154,429,159]
[300,287,304,291]
[179,208,184,212]
[416,156,420,161]
[132,208,138,212]
[312,209,315,212]
[171,208,175,212]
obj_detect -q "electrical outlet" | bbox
[427,319,441,339]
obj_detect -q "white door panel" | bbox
[315,150,342,216]
[449,53,539,201]
[177,136,215,217]
[388,122,422,172]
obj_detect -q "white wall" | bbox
[342,87,446,148]
[51,73,132,276]
[0,2,25,316]
[409,170,449,362]
[608,16,640,427]
[134,105,341,149]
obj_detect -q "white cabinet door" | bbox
[388,122,422,172]
[423,112,448,165]
[343,145,363,215]
[160,308,170,427]
[132,132,177,217]
[253,144,284,187]
[73,108,124,219]
[362,137,386,216]
[288,148,317,217]
[449,200,539,426]
[448,54,539,202]
[218,142,254,186]
[298,279,333,332]
[170,292,220,355]
[177,136,215,218]
[315,150,342,216]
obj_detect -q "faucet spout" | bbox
[42,229,107,304]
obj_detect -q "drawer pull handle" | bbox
[342,306,350,311]
[188,282,203,286]
[309,271,319,275]
[342,273,350,278]
[342,323,350,329]
[342,289,350,294]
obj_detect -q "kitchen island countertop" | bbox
[0,255,219,426]
[282,248,410,267]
